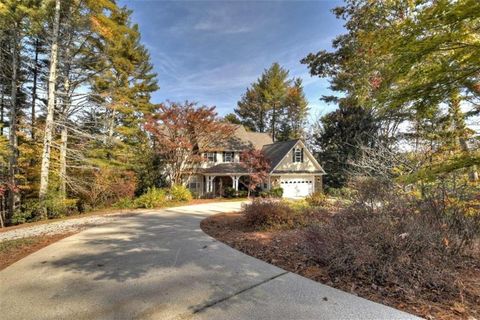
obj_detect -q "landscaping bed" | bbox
[201,195,480,320]
[0,233,76,270]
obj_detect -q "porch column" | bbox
[232,176,239,191]
[206,176,215,193]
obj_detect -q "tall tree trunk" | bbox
[39,0,61,203]
[7,29,19,220]
[108,108,116,142]
[59,72,71,199]
[59,124,68,197]
[271,102,276,142]
[31,38,40,140]
[450,89,478,182]
[0,84,4,136]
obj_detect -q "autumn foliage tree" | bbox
[240,149,271,197]
[145,101,234,186]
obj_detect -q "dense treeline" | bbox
[303,0,479,190]
[0,0,158,225]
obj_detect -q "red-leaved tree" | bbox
[240,149,271,197]
[145,101,234,186]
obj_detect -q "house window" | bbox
[223,152,234,162]
[188,176,199,191]
[293,148,303,163]
[205,152,216,162]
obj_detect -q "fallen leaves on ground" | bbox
[201,212,480,320]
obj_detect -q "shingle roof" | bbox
[201,163,249,174]
[206,126,272,151]
[261,140,299,172]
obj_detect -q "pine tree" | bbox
[235,83,267,132]
[279,78,308,140]
[235,63,307,141]
[260,63,290,141]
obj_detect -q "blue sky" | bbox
[119,0,345,119]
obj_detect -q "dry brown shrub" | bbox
[242,199,298,230]
[306,180,480,300]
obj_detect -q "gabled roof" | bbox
[206,125,272,151]
[261,140,299,170]
[262,139,326,174]
[201,163,248,174]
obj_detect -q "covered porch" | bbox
[200,162,251,197]
[204,174,249,197]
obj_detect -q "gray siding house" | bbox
[186,126,325,198]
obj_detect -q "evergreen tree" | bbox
[235,63,308,141]
[279,78,308,140]
[223,113,242,125]
[235,83,267,133]
[314,105,378,188]
[303,0,479,184]
[260,62,290,141]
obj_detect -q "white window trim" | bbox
[294,148,303,163]
[205,152,216,162]
[223,151,234,163]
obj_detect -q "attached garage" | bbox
[280,176,314,198]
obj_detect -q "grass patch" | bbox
[0,237,37,254]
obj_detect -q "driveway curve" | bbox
[0,202,420,319]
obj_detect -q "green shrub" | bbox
[11,209,35,225]
[113,197,135,209]
[17,196,78,221]
[224,187,237,198]
[134,187,167,208]
[169,184,192,202]
[260,187,283,198]
[306,192,327,207]
[270,187,283,198]
[237,190,248,198]
[325,187,355,199]
[47,198,78,218]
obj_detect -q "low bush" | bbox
[237,190,248,198]
[242,198,299,230]
[77,168,137,209]
[283,199,309,211]
[113,197,136,209]
[169,184,192,202]
[306,180,480,300]
[305,192,327,207]
[325,186,355,199]
[11,209,35,225]
[224,187,237,198]
[269,187,283,198]
[134,187,167,208]
[16,195,79,222]
[259,187,283,198]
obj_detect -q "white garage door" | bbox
[280,176,313,198]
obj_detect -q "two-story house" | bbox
[186,126,326,198]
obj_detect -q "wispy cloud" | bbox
[122,0,344,116]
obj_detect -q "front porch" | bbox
[204,175,250,197]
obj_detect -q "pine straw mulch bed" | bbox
[201,212,480,320]
[0,232,76,270]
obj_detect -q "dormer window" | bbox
[293,147,304,163]
[205,152,216,162]
[223,152,234,162]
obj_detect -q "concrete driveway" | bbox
[0,202,420,319]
